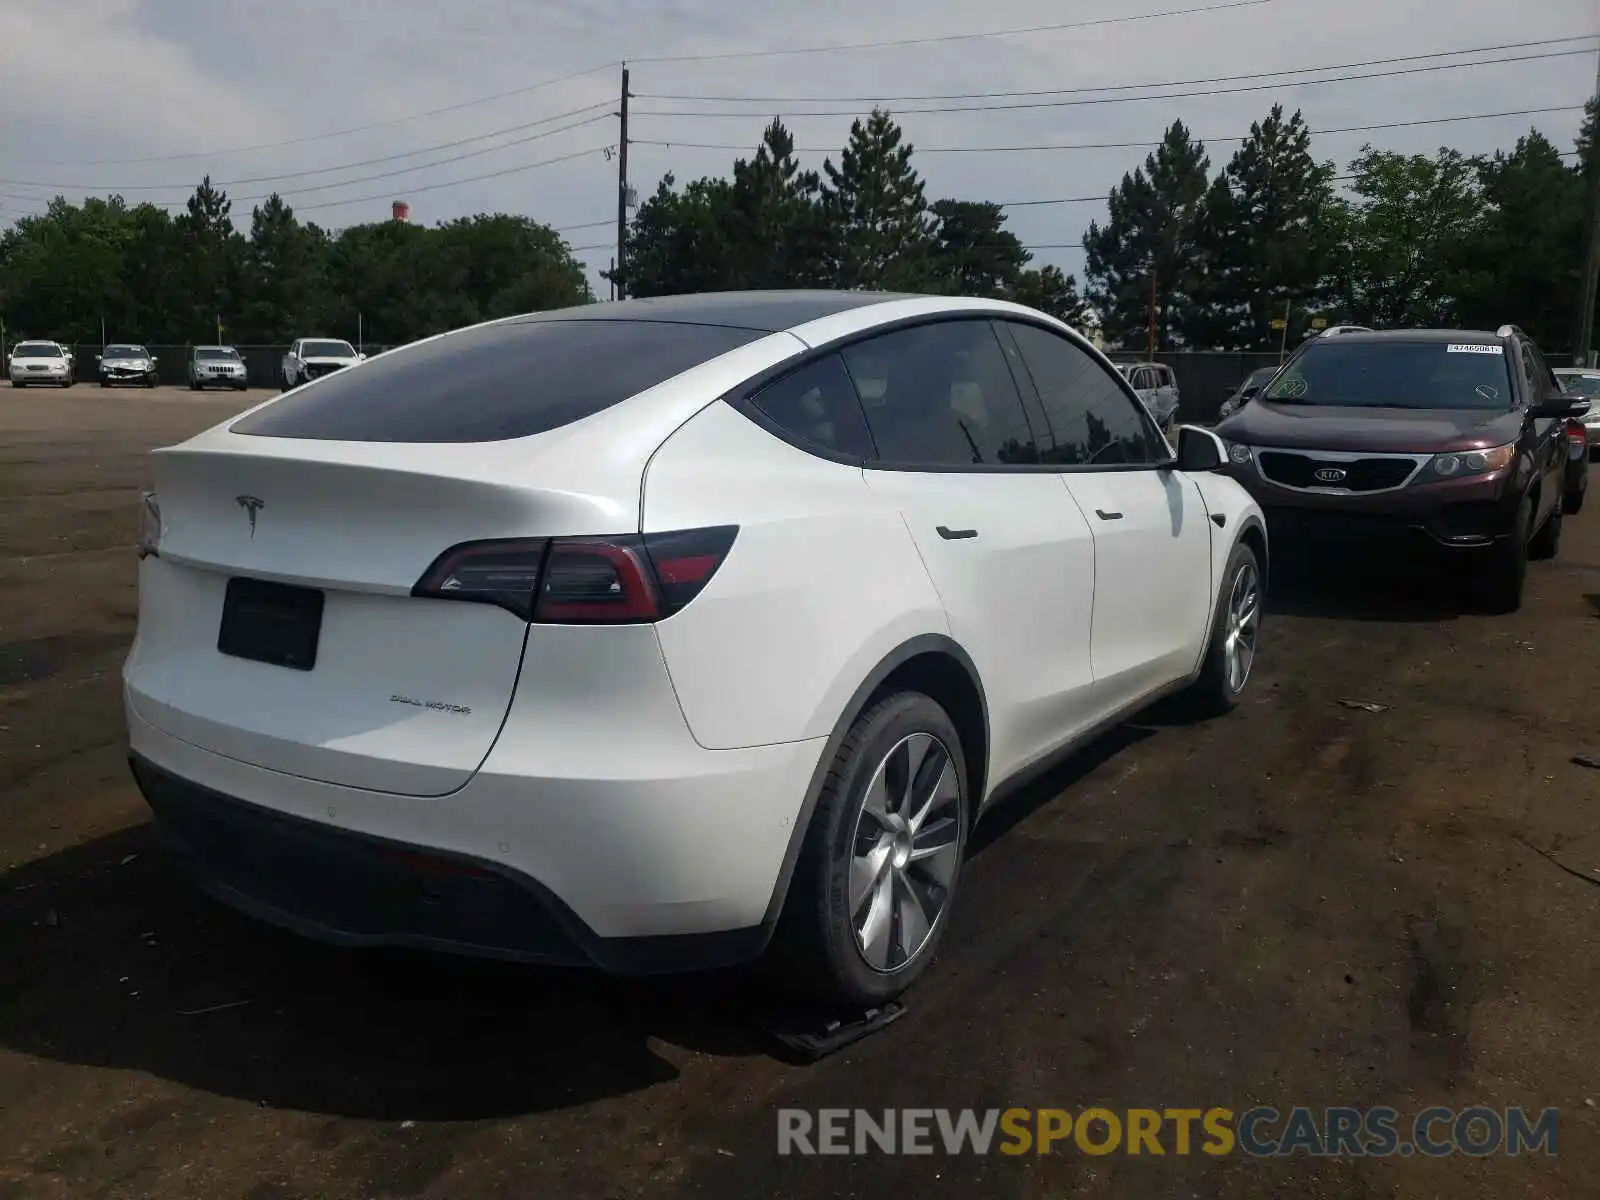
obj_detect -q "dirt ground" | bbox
[2,386,1599,1199]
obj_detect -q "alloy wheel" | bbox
[1223,559,1260,692]
[848,732,963,972]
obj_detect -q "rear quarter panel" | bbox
[642,399,949,751]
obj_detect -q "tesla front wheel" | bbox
[771,691,969,1005]
[1183,539,1262,717]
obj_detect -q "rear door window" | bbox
[841,320,1043,467]
[233,318,767,442]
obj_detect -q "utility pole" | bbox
[1575,49,1600,367]
[1147,267,1157,360]
[615,65,631,302]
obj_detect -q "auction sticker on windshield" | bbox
[1446,344,1503,354]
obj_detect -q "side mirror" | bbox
[95,354,102,362]
[358,352,367,361]
[1537,393,1591,419]
[1175,424,1227,472]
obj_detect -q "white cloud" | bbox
[0,0,1593,291]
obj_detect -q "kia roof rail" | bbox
[1495,324,1523,339]
[1318,324,1373,337]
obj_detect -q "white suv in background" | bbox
[280,338,363,390]
[126,291,1267,1004]
[1119,361,1181,432]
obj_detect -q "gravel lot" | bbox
[2,386,1598,1199]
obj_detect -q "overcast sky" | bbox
[0,0,1594,295]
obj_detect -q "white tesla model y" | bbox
[125,291,1267,1004]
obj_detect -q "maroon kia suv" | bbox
[1213,325,1592,612]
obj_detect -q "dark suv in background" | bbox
[1214,325,1591,612]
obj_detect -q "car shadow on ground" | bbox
[0,719,1178,1121]
[0,823,776,1121]
[1264,549,1478,622]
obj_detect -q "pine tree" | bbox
[1083,121,1211,350]
[727,119,831,287]
[926,200,1029,297]
[821,109,933,290]
[1186,106,1340,349]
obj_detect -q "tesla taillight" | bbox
[411,538,550,619]
[411,526,738,624]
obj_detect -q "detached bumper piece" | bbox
[128,754,771,975]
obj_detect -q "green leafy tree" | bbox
[1338,146,1484,327]
[619,173,742,297]
[821,109,933,290]
[1186,105,1340,349]
[1452,131,1585,349]
[1084,120,1212,349]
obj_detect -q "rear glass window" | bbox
[233,318,766,443]
[1265,340,1512,410]
[1558,373,1600,397]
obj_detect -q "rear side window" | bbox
[748,354,877,459]
[233,318,766,443]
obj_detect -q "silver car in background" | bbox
[188,345,249,391]
[1554,368,1600,458]
[98,344,159,388]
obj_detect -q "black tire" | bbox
[236,383,248,392]
[100,379,110,388]
[189,379,200,391]
[1181,539,1263,717]
[9,381,20,388]
[768,691,970,1006]
[1478,494,1531,614]
[1529,501,1562,560]
[1565,487,1585,515]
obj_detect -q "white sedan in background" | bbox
[127,290,1266,1005]
[8,340,75,387]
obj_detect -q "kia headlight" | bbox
[1220,440,1254,467]
[1426,443,1516,478]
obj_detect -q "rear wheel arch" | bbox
[758,633,989,931]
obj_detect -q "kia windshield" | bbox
[1264,340,1512,410]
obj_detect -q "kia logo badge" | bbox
[1314,467,1347,484]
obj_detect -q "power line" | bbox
[628,0,1280,64]
[633,47,1594,118]
[0,102,617,194]
[289,144,612,213]
[8,63,621,169]
[635,34,1596,103]
[631,104,1588,155]
[553,218,615,233]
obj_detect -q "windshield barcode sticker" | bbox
[1446,343,1502,354]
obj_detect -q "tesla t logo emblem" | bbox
[1314,467,1348,484]
[236,494,264,537]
